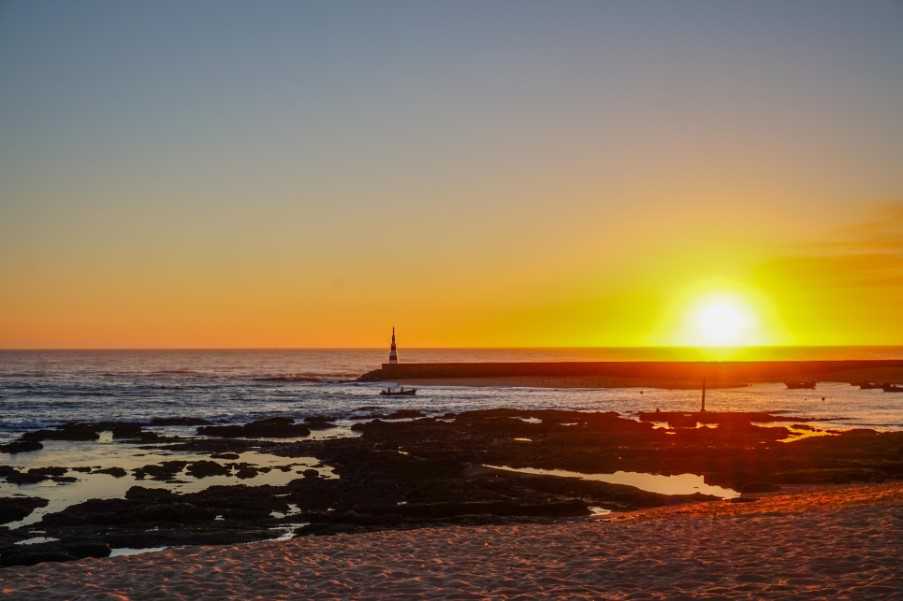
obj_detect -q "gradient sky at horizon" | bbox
[2,1,902,348]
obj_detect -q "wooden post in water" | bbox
[700,378,707,413]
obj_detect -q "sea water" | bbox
[2,347,903,439]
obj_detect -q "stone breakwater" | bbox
[358,359,903,388]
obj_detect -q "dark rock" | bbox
[18,421,154,442]
[132,461,188,481]
[0,496,49,524]
[0,547,73,567]
[0,466,72,486]
[155,437,261,456]
[296,522,362,536]
[185,461,230,478]
[42,496,218,527]
[302,469,319,479]
[233,465,259,479]
[385,410,425,419]
[92,466,127,478]
[22,424,99,442]
[105,423,145,439]
[0,440,43,454]
[197,417,310,439]
[134,502,219,523]
[62,541,111,559]
[304,415,338,430]
[211,452,240,460]
[41,499,131,526]
[125,487,175,502]
[0,541,110,567]
[666,414,699,429]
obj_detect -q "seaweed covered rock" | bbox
[185,461,230,478]
[0,496,49,524]
[0,466,75,486]
[0,440,43,454]
[132,461,189,481]
[19,421,155,442]
[92,466,127,478]
[0,541,110,567]
[21,424,99,442]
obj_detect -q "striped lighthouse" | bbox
[388,327,398,364]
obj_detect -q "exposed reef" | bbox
[0,496,48,525]
[2,409,902,567]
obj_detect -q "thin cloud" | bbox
[813,203,903,254]
[762,202,903,289]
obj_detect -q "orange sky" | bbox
[2,3,902,349]
[4,200,902,349]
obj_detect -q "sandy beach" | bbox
[3,482,900,600]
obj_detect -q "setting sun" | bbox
[687,294,758,347]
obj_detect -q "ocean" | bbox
[2,347,903,439]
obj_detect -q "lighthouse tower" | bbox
[388,327,398,364]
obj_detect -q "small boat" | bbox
[380,385,417,397]
[882,384,903,393]
[785,381,816,390]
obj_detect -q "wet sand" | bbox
[3,482,901,600]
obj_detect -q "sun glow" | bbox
[686,294,759,347]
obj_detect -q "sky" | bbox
[2,1,902,348]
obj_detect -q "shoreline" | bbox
[3,481,900,599]
[4,406,903,569]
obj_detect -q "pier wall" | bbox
[358,360,903,386]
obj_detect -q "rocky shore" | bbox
[2,408,902,567]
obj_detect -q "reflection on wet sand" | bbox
[1,441,337,528]
[485,465,740,499]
